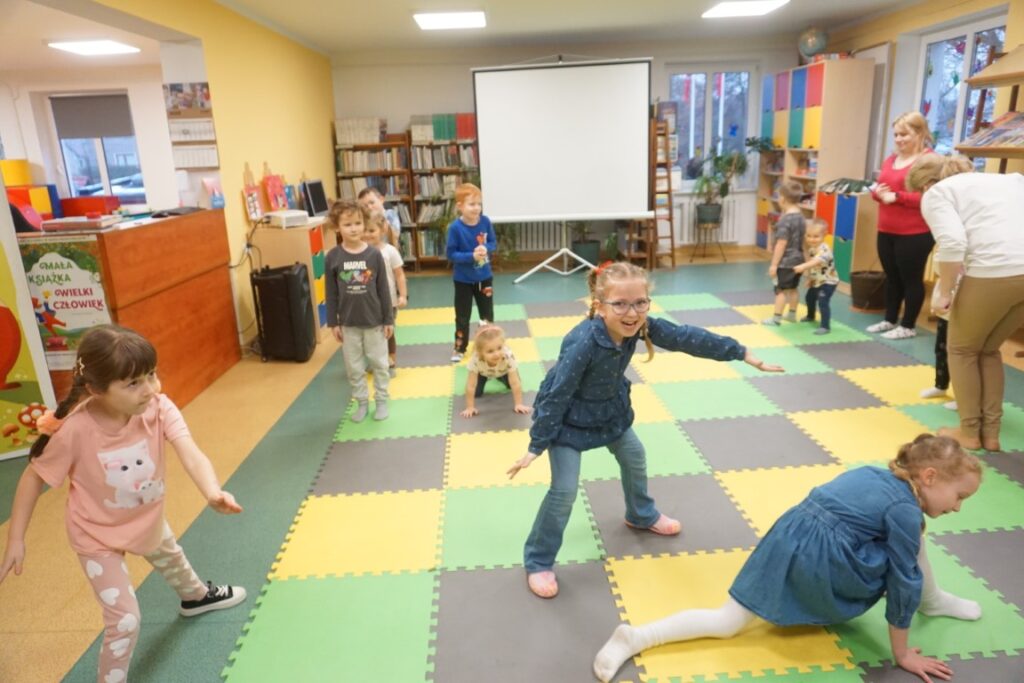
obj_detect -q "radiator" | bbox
[677,195,740,245]
[509,221,565,252]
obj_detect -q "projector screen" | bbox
[473,59,652,223]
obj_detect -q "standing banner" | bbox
[17,234,112,370]
[0,179,57,461]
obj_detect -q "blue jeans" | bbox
[523,428,659,572]
[805,283,837,329]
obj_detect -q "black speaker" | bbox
[250,263,316,362]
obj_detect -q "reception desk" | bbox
[18,210,240,406]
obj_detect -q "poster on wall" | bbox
[1,190,57,461]
[17,235,112,371]
[164,82,213,116]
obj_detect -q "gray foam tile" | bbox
[524,301,590,318]
[488,319,532,339]
[450,391,538,434]
[933,529,1024,617]
[585,474,759,558]
[860,653,1024,682]
[433,563,643,683]
[542,359,644,385]
[747,372,884,412]
[669,307,753,327]
[716,290,777,306]
[801,341,921,371]
[311,438,445,495]
[395,342,456,367]
[681,415,838,471]
[984,451,1024,488]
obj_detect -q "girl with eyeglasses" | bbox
[508,262,783,598]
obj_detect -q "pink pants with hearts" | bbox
[76,523,206,683]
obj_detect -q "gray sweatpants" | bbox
[342,325,390,403]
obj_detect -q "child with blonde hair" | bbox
[595,434,983,683]
[508,262,782,598]
[764,180,806,326]
[0,325,246,683]
[793,218,839,335]
[459,324,531,417]
[364,211,408,376]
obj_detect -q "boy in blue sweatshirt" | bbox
[446,183,497,362]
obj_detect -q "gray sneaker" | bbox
[374,401,389,421]
[762,317,782,326]
[351,402,369,423]
[813,327,830,335]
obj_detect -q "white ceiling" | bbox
[0,0,162,72]
[217,0,922,55]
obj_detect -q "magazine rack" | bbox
[956,44,1024,173]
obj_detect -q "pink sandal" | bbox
[625,514,681,536]
[527,571,559,598]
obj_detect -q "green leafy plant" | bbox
[569,220,595,243]
[693,150,749,205]
[744,135,777,154]
[494,222,520,265]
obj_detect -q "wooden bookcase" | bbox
[409,139,478,271]
[756,58,875,252]
[956,43,1024,171]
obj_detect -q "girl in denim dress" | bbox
[594,434,983,683]
[507,262,782,599]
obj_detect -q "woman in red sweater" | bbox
[866,111,935,340]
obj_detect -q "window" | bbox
[51,94,146,202]
[668,69,751,181]
[917,18,1006,155]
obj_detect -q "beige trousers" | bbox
[948,274,1024,440]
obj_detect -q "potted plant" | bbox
[693,150,749,225]
[494,222,520,268]
[569,220,600,264]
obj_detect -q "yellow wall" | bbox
[832,0,1024,172]
[97,0,336,336]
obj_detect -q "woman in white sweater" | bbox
[908,155,1024,451]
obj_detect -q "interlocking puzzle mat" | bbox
[224,276,1024,683]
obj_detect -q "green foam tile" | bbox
[830,540,1024,667]
[898,404,962,433]
[772,321,870,346]
[535,336,565,362]
[927,467,1024,534]
[223,573,436,681]
[472,303,527,321]
[400,323,457,345]
[731,346,834,377]
[441,485,602,570]
[334,397,451,441]
[580,422,710,480]
[653,379,780,421]
[652,293,730,311]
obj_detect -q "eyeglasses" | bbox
[601,298,651,315]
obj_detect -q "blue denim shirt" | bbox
[729,466,924,629]
[528,316,746,454]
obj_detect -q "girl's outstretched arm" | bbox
[889,625,953,683]
[171,435,242,514]
[743,350,785,373]
[508,369,531,414]
[0,467,46,583]
[460,372,480,417]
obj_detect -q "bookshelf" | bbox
[956,44,1024,172]
[756,58,874,253]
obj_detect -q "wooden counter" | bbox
[28,210,240,406]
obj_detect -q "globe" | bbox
[799,27,829,59]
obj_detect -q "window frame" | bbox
[664,61,759,191]
[913,14,1008,152]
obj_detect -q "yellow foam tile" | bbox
[715,464,846,537]
[608,553,855,682]
[631,350,741,383]
[528,315,584,338]
[734,304,781,323]
[381,365,454,399]
[789,407,930,465]
[629,384,675,424]
[272,491,442,579]
[839,366,953,406]
[505,337,541,363]
[394,306,453,326]
[447,430,552,488]
[707,323,790,349]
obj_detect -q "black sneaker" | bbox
[179,581,247,617]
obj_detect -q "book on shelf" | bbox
[398,231,414,261]
[334,118,386,145]
[959,111,1024,149]
[416,228,445,257]
[410,115,434,144]
[416,174,458,197]
[338,174,410,201]
[337,147,409,173]
[415,200,453,224]
[455,113,477,139]
[396,204,414,225]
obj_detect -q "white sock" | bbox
[593,598,754,682]
[917,538,982,621]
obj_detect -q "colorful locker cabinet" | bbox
[813,190,879,285]
[251,221,331,339]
